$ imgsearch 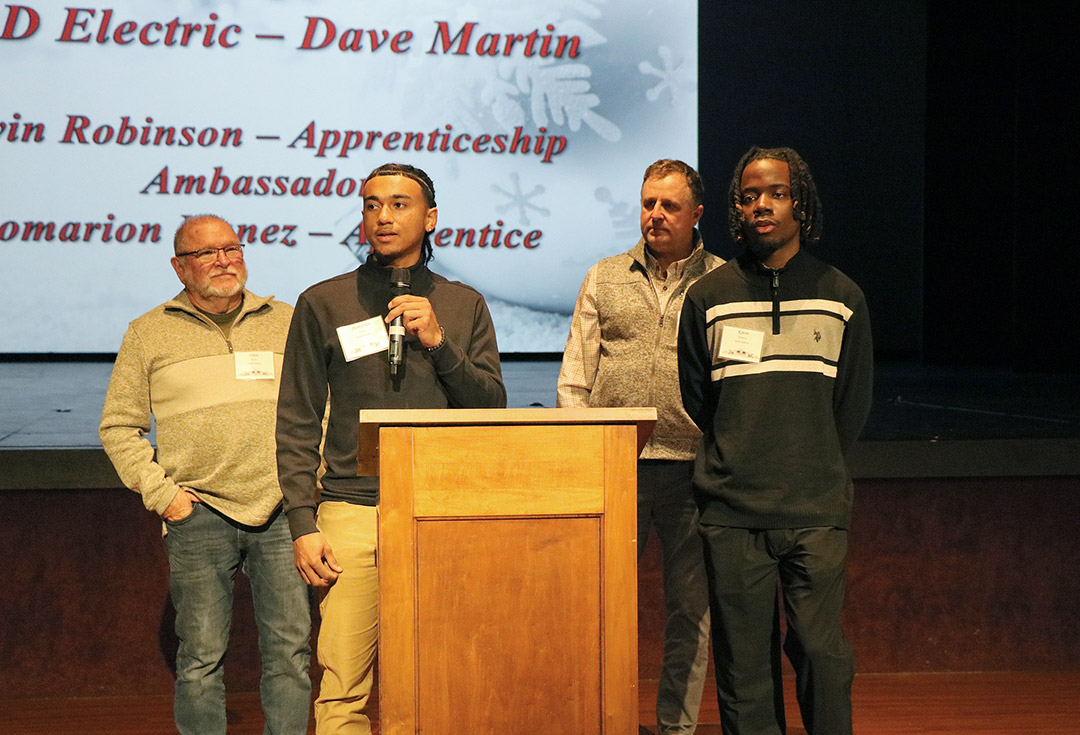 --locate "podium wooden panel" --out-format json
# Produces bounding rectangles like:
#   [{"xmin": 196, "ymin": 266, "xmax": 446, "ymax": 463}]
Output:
[{"xmin": 361, "ymin": 408, "xmax": 655, "ymax": 735}]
